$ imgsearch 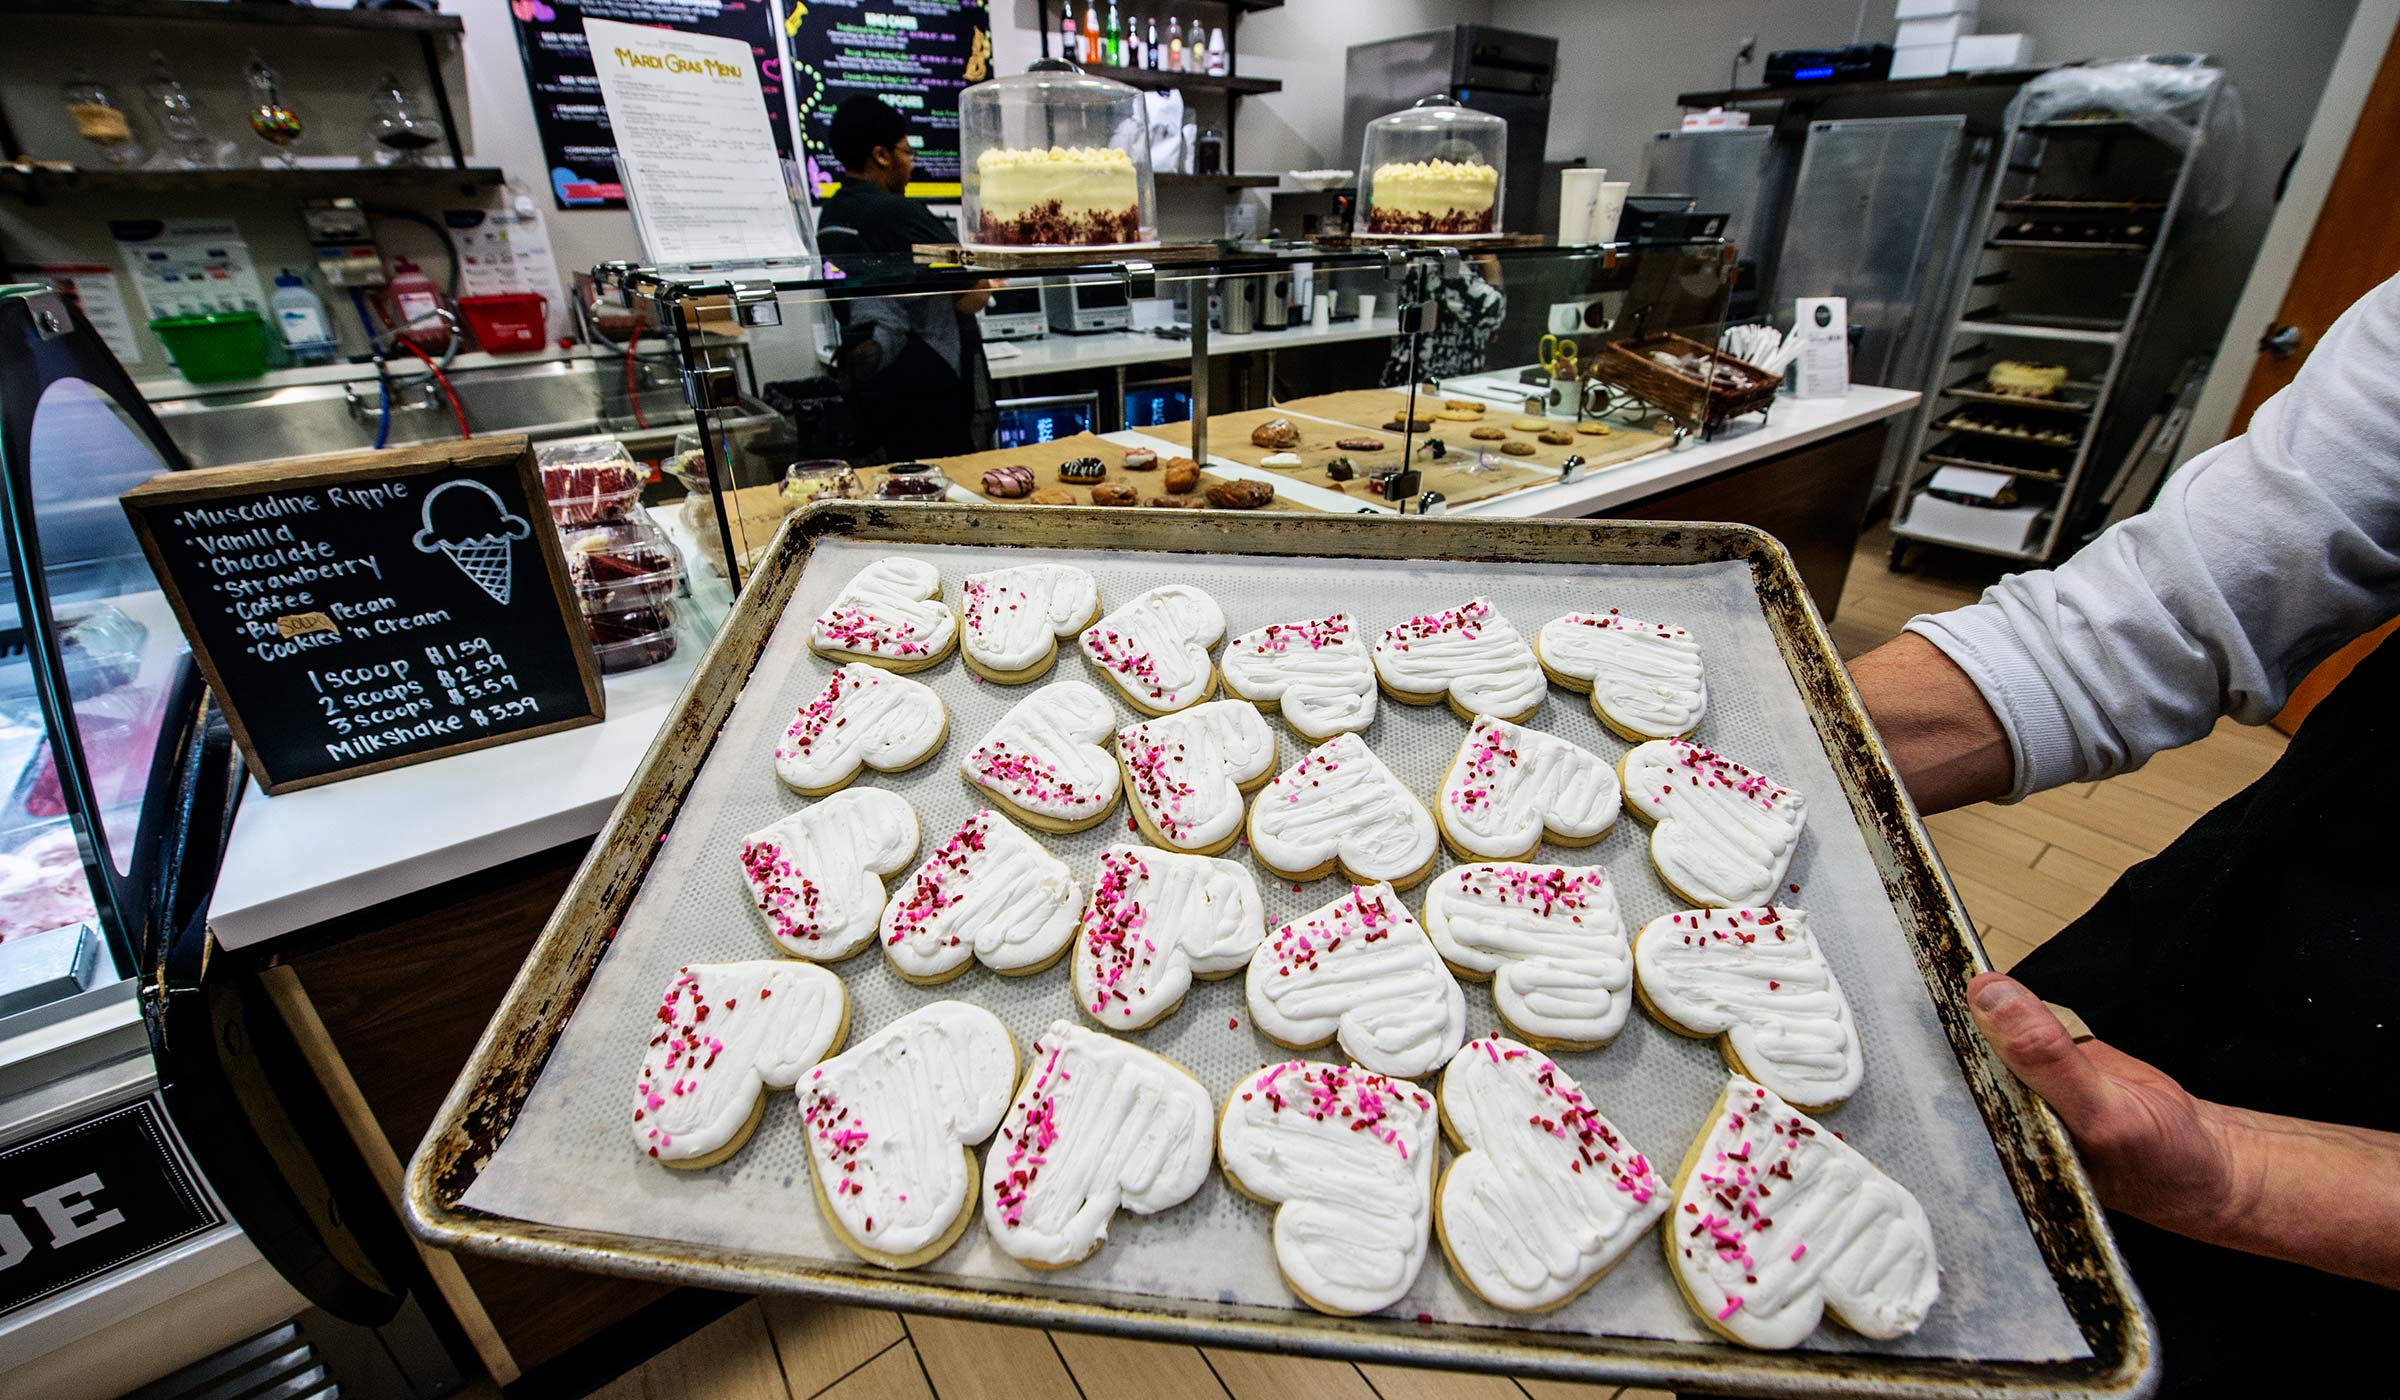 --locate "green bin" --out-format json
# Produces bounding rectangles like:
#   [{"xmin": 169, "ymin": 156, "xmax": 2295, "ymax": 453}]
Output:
[{"xmin": 149, "ymin": 310, "xmax": 268, "ymax": 383}]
